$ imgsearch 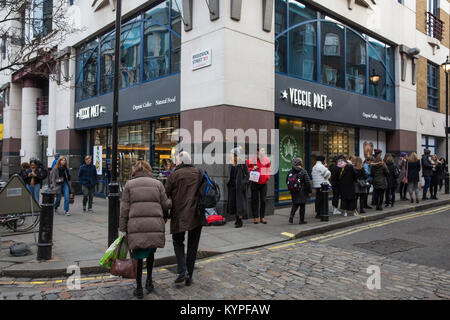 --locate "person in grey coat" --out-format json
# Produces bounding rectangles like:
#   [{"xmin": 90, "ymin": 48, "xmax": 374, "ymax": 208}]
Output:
[
  {"xmin": 287, "ymin": 158, "xmax": 312, "ymax": 224},
  {"xmin": 227, "ymin": 147, "xmax": 249, "ymax": 228}
]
